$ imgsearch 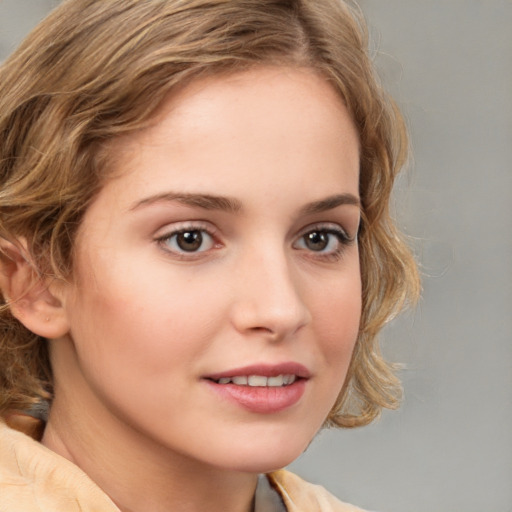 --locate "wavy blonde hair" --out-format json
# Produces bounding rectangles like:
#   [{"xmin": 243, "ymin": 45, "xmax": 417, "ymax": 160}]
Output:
[{"xmin": 0, "ymin": 0, "xmax": 419, "ymax": 427}]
